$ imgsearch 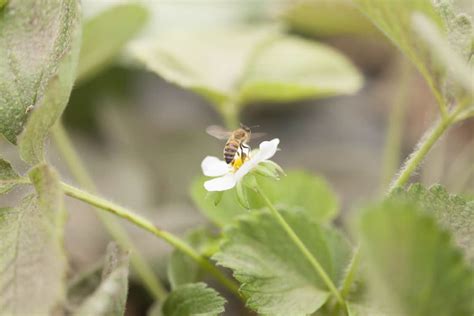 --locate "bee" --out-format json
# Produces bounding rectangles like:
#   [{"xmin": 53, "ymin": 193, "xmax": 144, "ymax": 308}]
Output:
[{"xmin": 206, "ymin": 124, "xmax": 264, "ymax": 166}]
